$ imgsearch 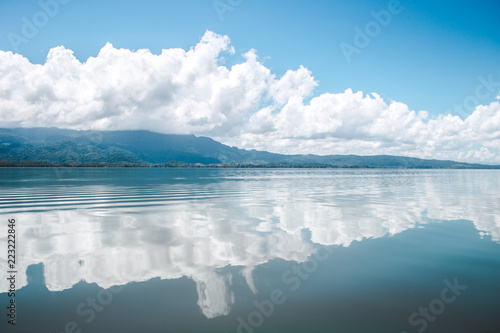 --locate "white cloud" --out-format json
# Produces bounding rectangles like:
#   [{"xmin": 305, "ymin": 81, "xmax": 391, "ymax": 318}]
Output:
[{"xmin": 0, "ymin": 30, "xmax": 500, "ymax": 163}]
